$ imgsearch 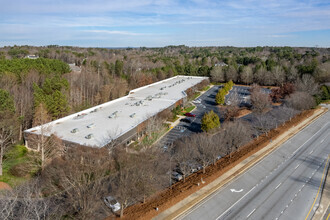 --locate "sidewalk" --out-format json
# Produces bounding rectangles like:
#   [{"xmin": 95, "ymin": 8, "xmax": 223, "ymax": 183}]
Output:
[{"xmin": 153, "ymin": 107, "xmax": 328, "ymax": 220}]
